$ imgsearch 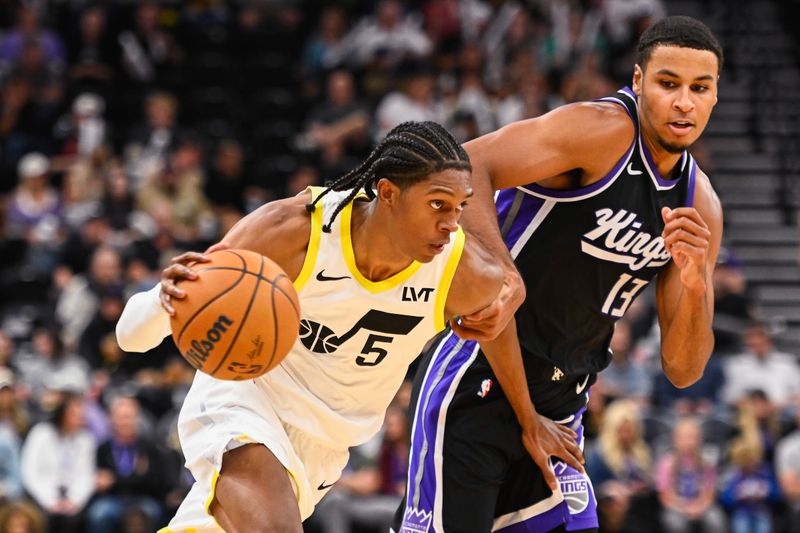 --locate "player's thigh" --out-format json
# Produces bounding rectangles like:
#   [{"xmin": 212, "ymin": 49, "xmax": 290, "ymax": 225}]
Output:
[{"xmin": 210, "ymin": 443, "xmax": 302, "ymax": 533}]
